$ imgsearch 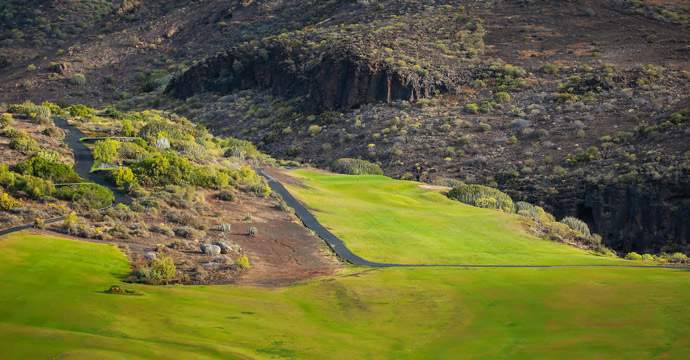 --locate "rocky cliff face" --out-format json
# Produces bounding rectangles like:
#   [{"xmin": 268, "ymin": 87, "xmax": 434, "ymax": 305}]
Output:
[
  {"xmin": 166, "ymin": 45, "xmax": 441, "ymax": 113},
  {"xmin": 536, "ymin": 181, "xmax": 690, "ymax": 252}
]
